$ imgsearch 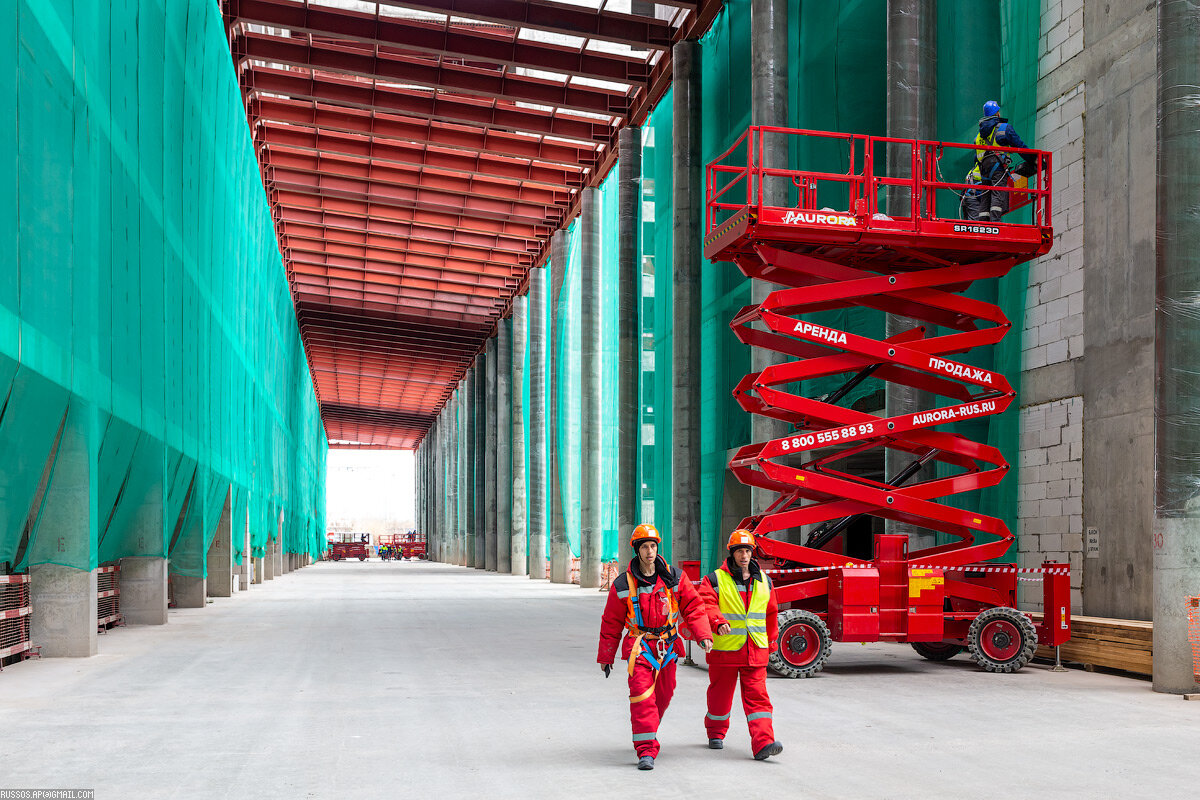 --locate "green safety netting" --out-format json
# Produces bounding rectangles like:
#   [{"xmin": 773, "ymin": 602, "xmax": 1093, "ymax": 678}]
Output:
[
  {"xmin": 0, "ymin": 0, "xmax": 327, "ymax": 576},
  {"xmin": 549, "ymin": 170, "xmax": 624, "ymax": 562}
]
